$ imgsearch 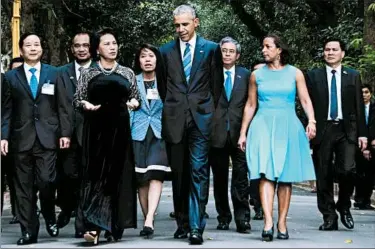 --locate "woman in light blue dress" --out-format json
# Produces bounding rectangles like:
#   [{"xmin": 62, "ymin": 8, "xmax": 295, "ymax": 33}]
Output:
[{"xmin": 238, "ymin": 34, "xmax": 316, "ymax": 242}]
